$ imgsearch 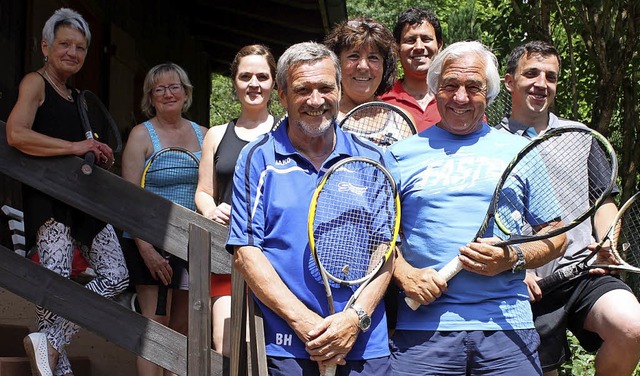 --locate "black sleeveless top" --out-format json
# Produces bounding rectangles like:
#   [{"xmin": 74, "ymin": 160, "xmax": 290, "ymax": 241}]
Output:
[
  {"xmin": 22, "ymin": 73, "xmax": 107, "ymax": 248},
  {"xmin": 213, "ymin": 117, "xmax": 277, "ymax": 204}
]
